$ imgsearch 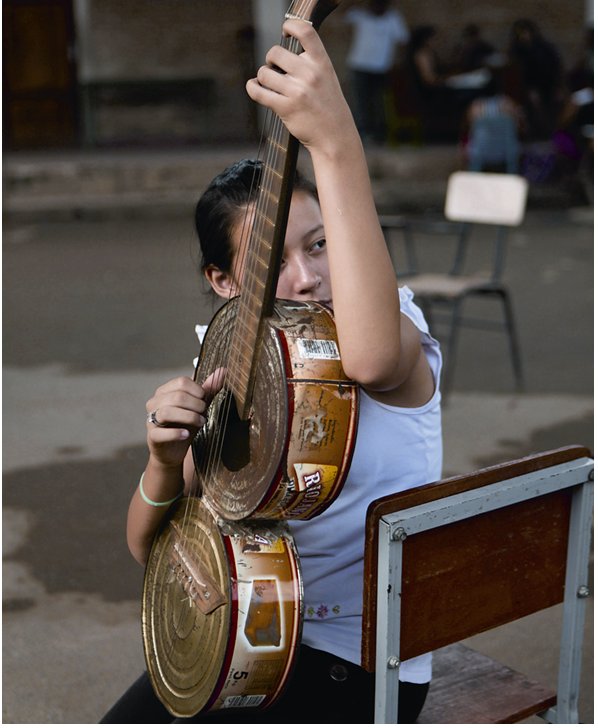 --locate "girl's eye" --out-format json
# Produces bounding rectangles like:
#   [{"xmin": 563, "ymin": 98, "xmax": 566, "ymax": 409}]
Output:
[{"xmin": 311, "ymin": 238, "xmax": 326, "ymax": 252}]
